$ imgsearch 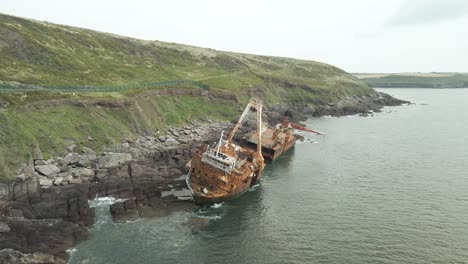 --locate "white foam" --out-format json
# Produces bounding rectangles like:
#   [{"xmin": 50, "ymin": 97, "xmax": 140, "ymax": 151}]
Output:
[
  {"xmin": 211, "ymin": 202, "xmax": 224, "ymax": 208},
  {"xmin": 89, "ymin": 196, "xmax": 126, "ymax": 208},
  {"xmin": 198, "ymin": 215, "xmax": 222, "ymax": 220}
]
